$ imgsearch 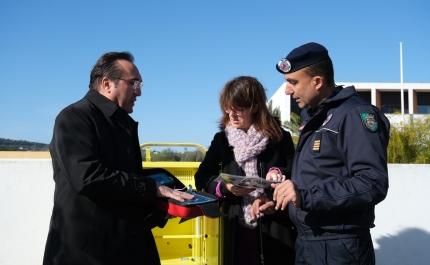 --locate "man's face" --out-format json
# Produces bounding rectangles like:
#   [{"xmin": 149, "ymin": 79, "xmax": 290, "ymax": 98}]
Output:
[
  {"xmin": 284, "ymin": 69, "xmax": 319, "ymax": 109},
  {"xmin": 109, "ymin": 60, "xmax": 142, "ymax": 113}
]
